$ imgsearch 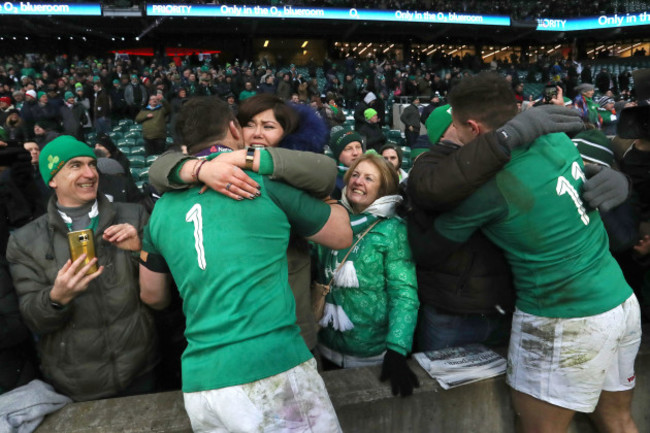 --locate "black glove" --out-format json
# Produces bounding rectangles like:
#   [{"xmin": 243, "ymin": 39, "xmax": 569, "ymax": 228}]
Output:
[
  {"xmin": 379, "ymin": 349, "xmax": 419, "ymax": 397},
  {"xmin": 496, "ymin": 105, "xmax": 585, "ymax": 149},
  {"xmin": 583, "ymin": 164, "xmax": 629, "ymax": 212}
]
